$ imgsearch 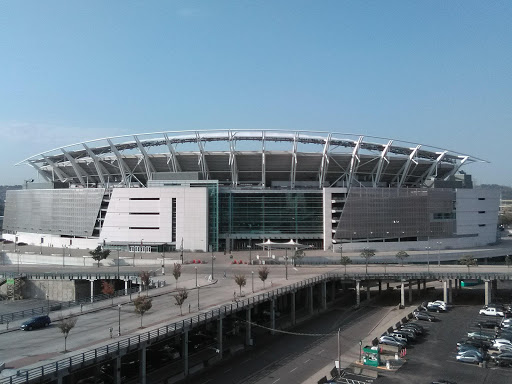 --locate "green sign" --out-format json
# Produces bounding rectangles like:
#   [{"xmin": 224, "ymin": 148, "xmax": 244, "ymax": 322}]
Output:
[{"xmin": 6, "ymin": 278, "xmax": 15, "ymax": 285}]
